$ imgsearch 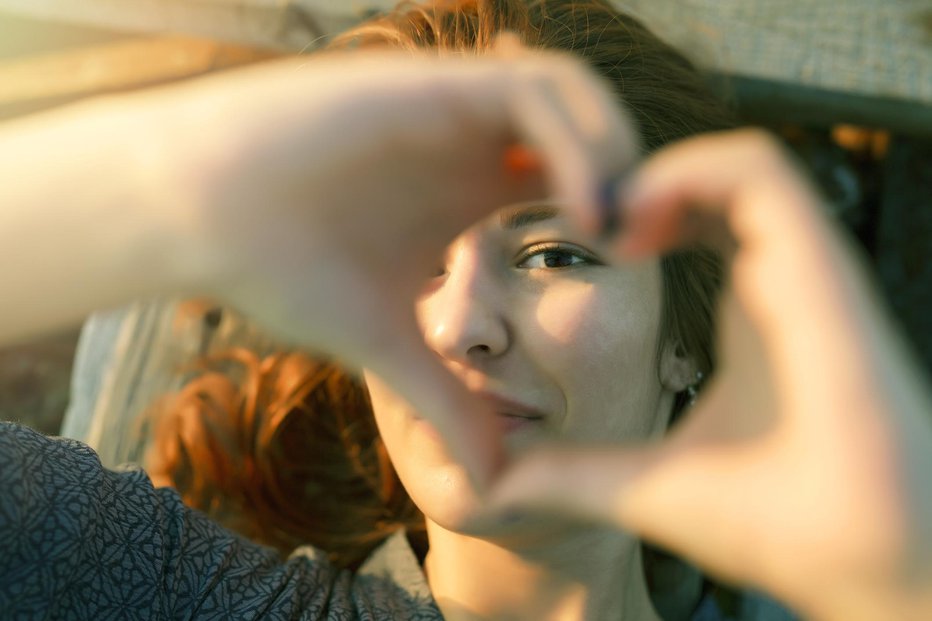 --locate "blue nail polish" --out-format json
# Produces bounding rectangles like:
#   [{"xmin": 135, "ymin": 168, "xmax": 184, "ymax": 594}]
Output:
[{"xmin": 598, "ymin": 177, "xmax": 623, "ymax": 239}]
